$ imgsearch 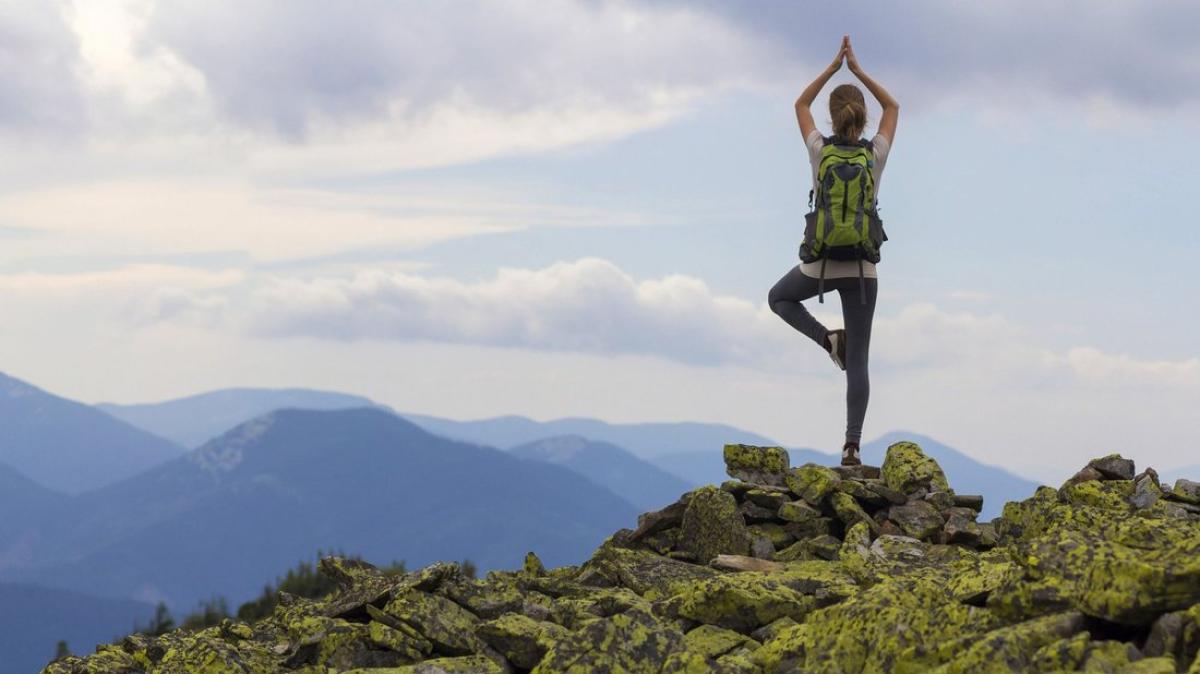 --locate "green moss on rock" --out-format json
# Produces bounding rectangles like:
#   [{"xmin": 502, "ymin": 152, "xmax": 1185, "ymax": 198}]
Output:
[
  {"xmin": 882, "ymin": 441, "xmax": 951, "ymax": 495},
  {"xmin": 679, "ymin": 486, "xmax": 752, "ymax": 564},
  {"xmin": 785, "ymin": 464, "xmax": 842, "ymax": 507}
]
